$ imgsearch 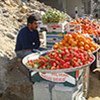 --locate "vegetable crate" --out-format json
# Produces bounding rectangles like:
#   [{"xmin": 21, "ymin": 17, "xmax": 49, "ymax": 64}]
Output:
[
  {"xmin": 47, "ymin": 21, "xmax": 68, "ymax": 32},
  {"xmin": 65, "ymin": 23, "xmax": 82, "ymax": 33},
  {"xmin": 46, "ymin": 32, "xmax": 65, "ymax": 49}
]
